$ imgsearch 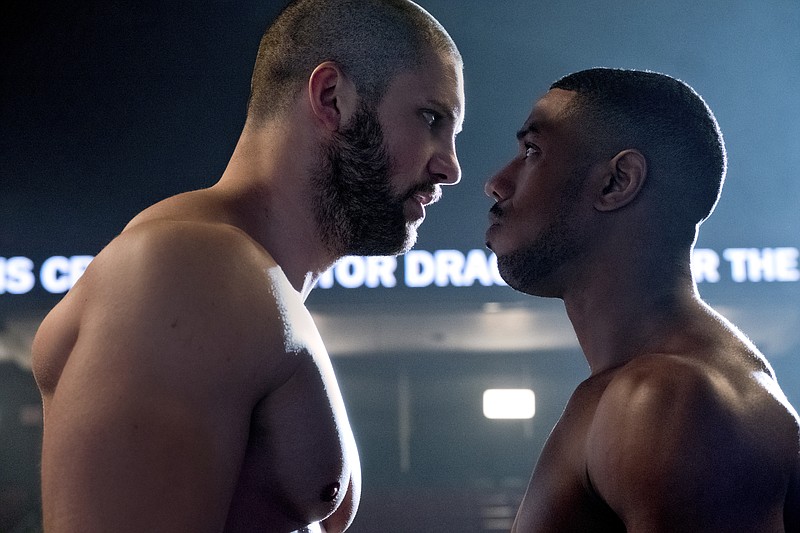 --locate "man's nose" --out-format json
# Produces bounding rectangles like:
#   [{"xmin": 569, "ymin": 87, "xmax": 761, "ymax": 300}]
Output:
[
  {"xmin": 428, "ymin": 141, "xmax": 461, "ymax": 185},
  {"xmin": 485, "ymin": 161, "xmax": 513, "ymax": 200}
]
